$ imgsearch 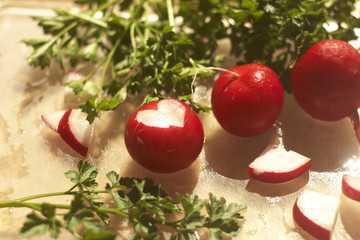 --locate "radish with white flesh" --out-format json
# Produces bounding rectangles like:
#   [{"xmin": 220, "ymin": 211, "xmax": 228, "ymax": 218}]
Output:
[
  {"xmin": 291, "ymin": 39, "xmax": 360, "ymax": 142},
  {"xmin": 41, "ymin": 110, "xmax": 66, "ymax": 132},
  {"xmin": 124, "ymin": 98, "xmax": 204, "ymax": 174},
  {"xmin": 342, "ymin": 174, "xmax": 360, "ymax": 202},
  {"xmin": 57, "ymin": 109, "xmax": 94, "ymax": 157},
  {"xmin": 293, "ymin": 189, "xmax": 339, "ymax": 240},
  {"xmin": 248, "ymin": 145, "xmax": 311, "ymax": 183},
  {"xmin": 211, "ymin": 63, "xmax": 284, "ymax": 137},
  {"xmin": 42, "ymin": 109, "xmax": 94, "ymax": 157}
]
